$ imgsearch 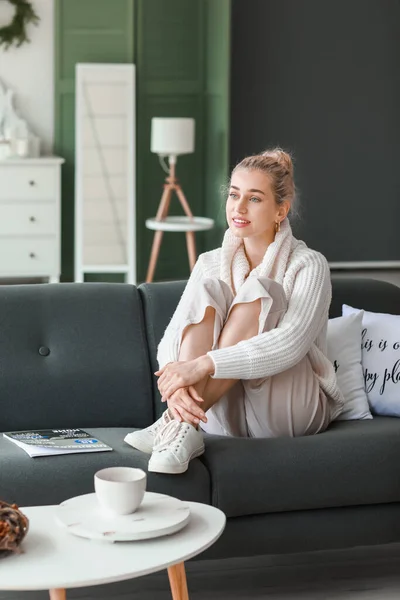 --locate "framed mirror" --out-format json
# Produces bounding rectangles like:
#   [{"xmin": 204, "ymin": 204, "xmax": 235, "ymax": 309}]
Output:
[{"xmin": 74, "ymin": 63, "xmax": 136, "ymax": 283}]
